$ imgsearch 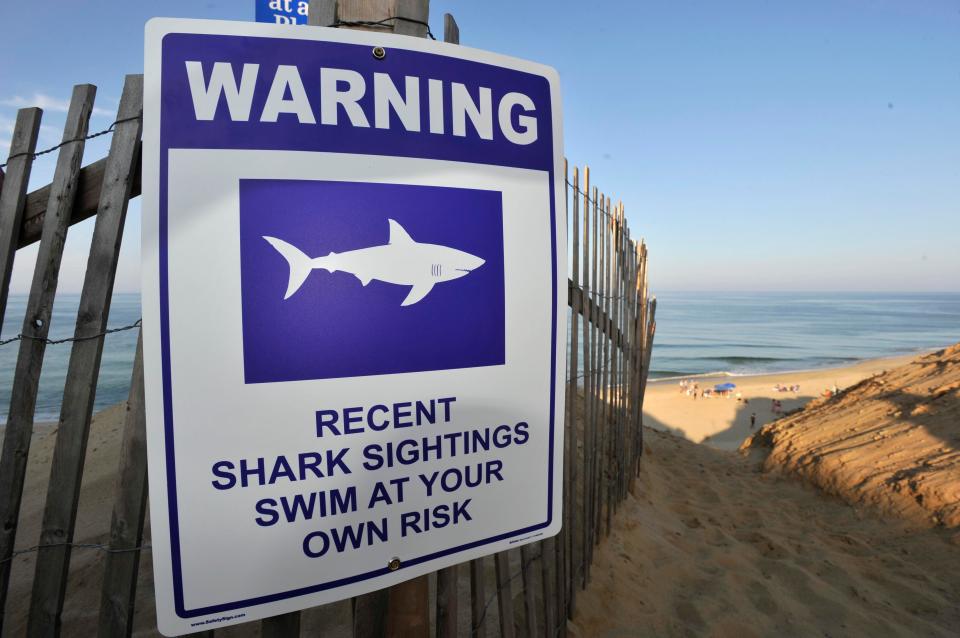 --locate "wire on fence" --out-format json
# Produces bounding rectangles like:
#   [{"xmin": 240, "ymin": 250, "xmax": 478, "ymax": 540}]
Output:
[
  {"xmin": 471, "ymin": 549, "xmax": 542, "ymax": 636},
  {"xmin": 328, "ymin": 16, "xmax": 436, "ymax": 39},
  {"xmin": 0, "ymin": 114, "xmax": 142, "ymax": 170},
  {"xmin": 1, "ymin": 541, "xmax": 150, "ymax": 565},
  {"xmin": 0, "ymin": 318, "xmax": 141, "ymax": 347},
  {"xmin": 565, "ymin": 179, "xmax": 622, "ymax": 222}
]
